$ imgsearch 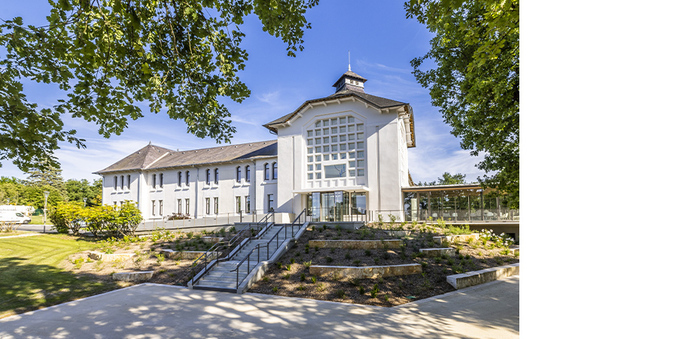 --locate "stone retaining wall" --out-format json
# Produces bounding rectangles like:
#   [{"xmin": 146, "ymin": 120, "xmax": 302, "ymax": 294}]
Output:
[
  {"xmin": 446, "ymin": 263, "xmax": 519, "ymax": 289},
  {"xmin": 87, "ymin": 251, "xmax": 135, "ymax": 262},
  {"xmin": 419, "ymin": 248, "xmax": 457, "ymax": 257},
  {"xmin": 309, "ymin": 264, "xmax": 421, "ymax": 279},
  {"xmin": 160, "ymin": 249, "xmax": 208, "ymax": 260},
  {"xmin": 112, "ymin": 271, "xmax": 154, "ymax": 282},
  {"xmin": 308, "ymin": 239, "xmax": 401, "ymax": 249},
  {"xmin": 433, "ymin": 234, "xmax": 480, "ymax": 245}
]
